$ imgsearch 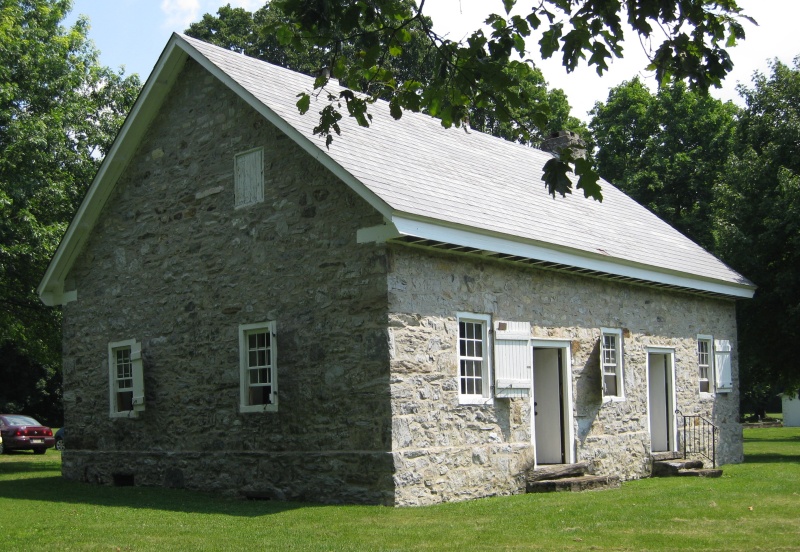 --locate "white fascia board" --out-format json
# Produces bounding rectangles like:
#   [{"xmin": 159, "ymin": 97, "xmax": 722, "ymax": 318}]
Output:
[
  {"xmin": 176, "ymin": 35, "xmax": 394, "ymax": 221},
  {"xmin": 391, "ymin": 215, "xmax": 755, "ymax": 299},
  {"xmin": 37, "ymin": 37, "xmax": 190, "ymax": 306}
]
